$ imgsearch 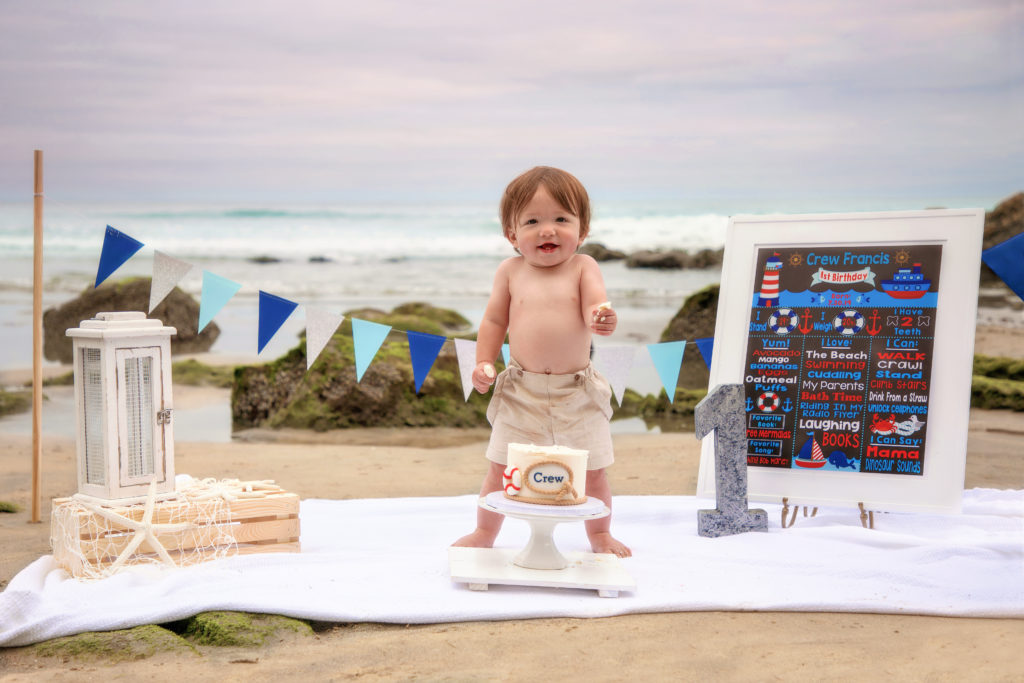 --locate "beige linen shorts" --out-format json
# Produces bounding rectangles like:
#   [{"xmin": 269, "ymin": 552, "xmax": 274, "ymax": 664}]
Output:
[{"xmin": 485, "ymin": 359, "xmax": 614, "ymax": 470}]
